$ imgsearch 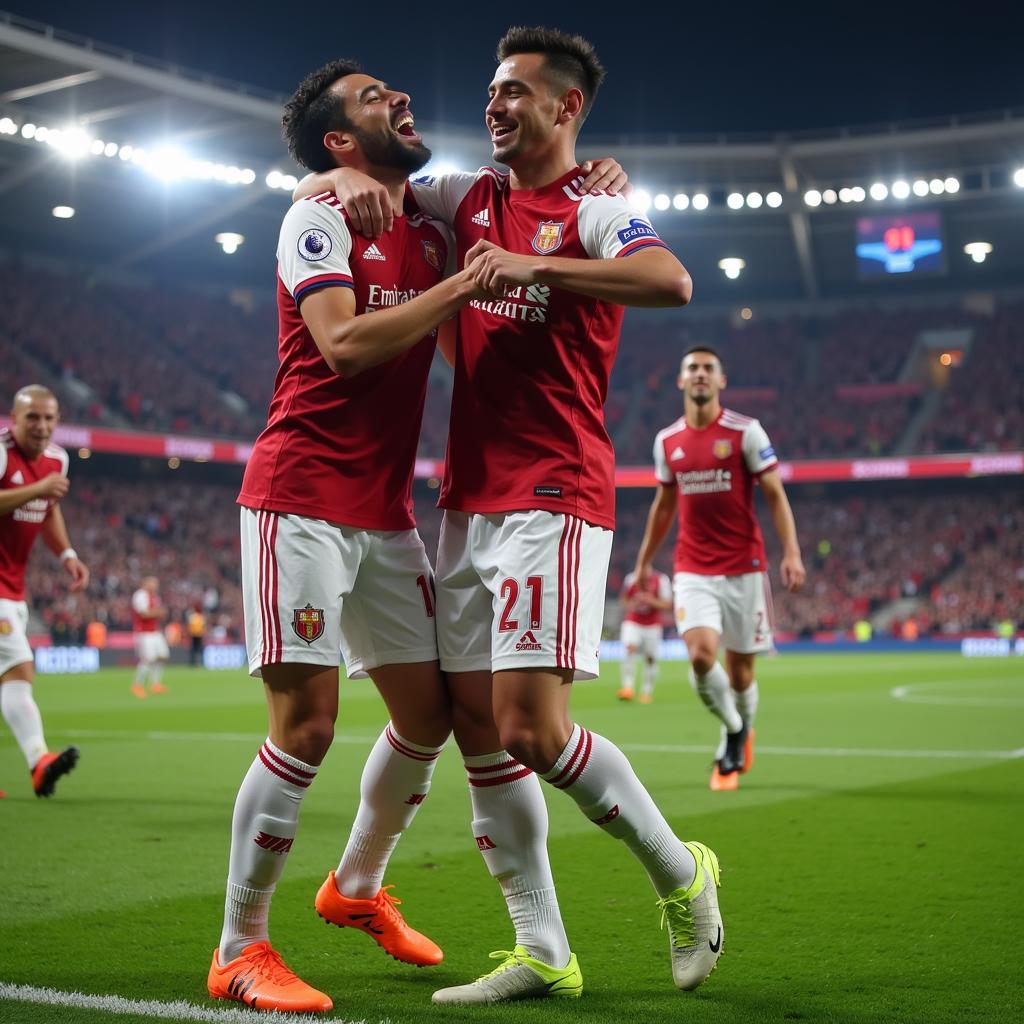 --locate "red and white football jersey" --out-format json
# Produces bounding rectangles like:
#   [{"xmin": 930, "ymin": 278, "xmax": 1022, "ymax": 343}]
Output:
[
  {"xmin": 238, "ymin": 193, "xmax": 450, "ymax": 530},
  {"xmin": 0, "ymin": 428, "xmax": 68, "ymax": 600},
  {"xmin": 409, "ymin": 167, "xmax": 670, "ymax": 530},
  {"xmin": 622, "ymin": 569, "xmax": 672, "ymax": 626},
  {"xmin": 132, "ymin": 589, "xmax": 160, "ymax": 633},
  {"xmin": 654, "ymin": 408, "xmax": 779, "ymax": 576}
]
